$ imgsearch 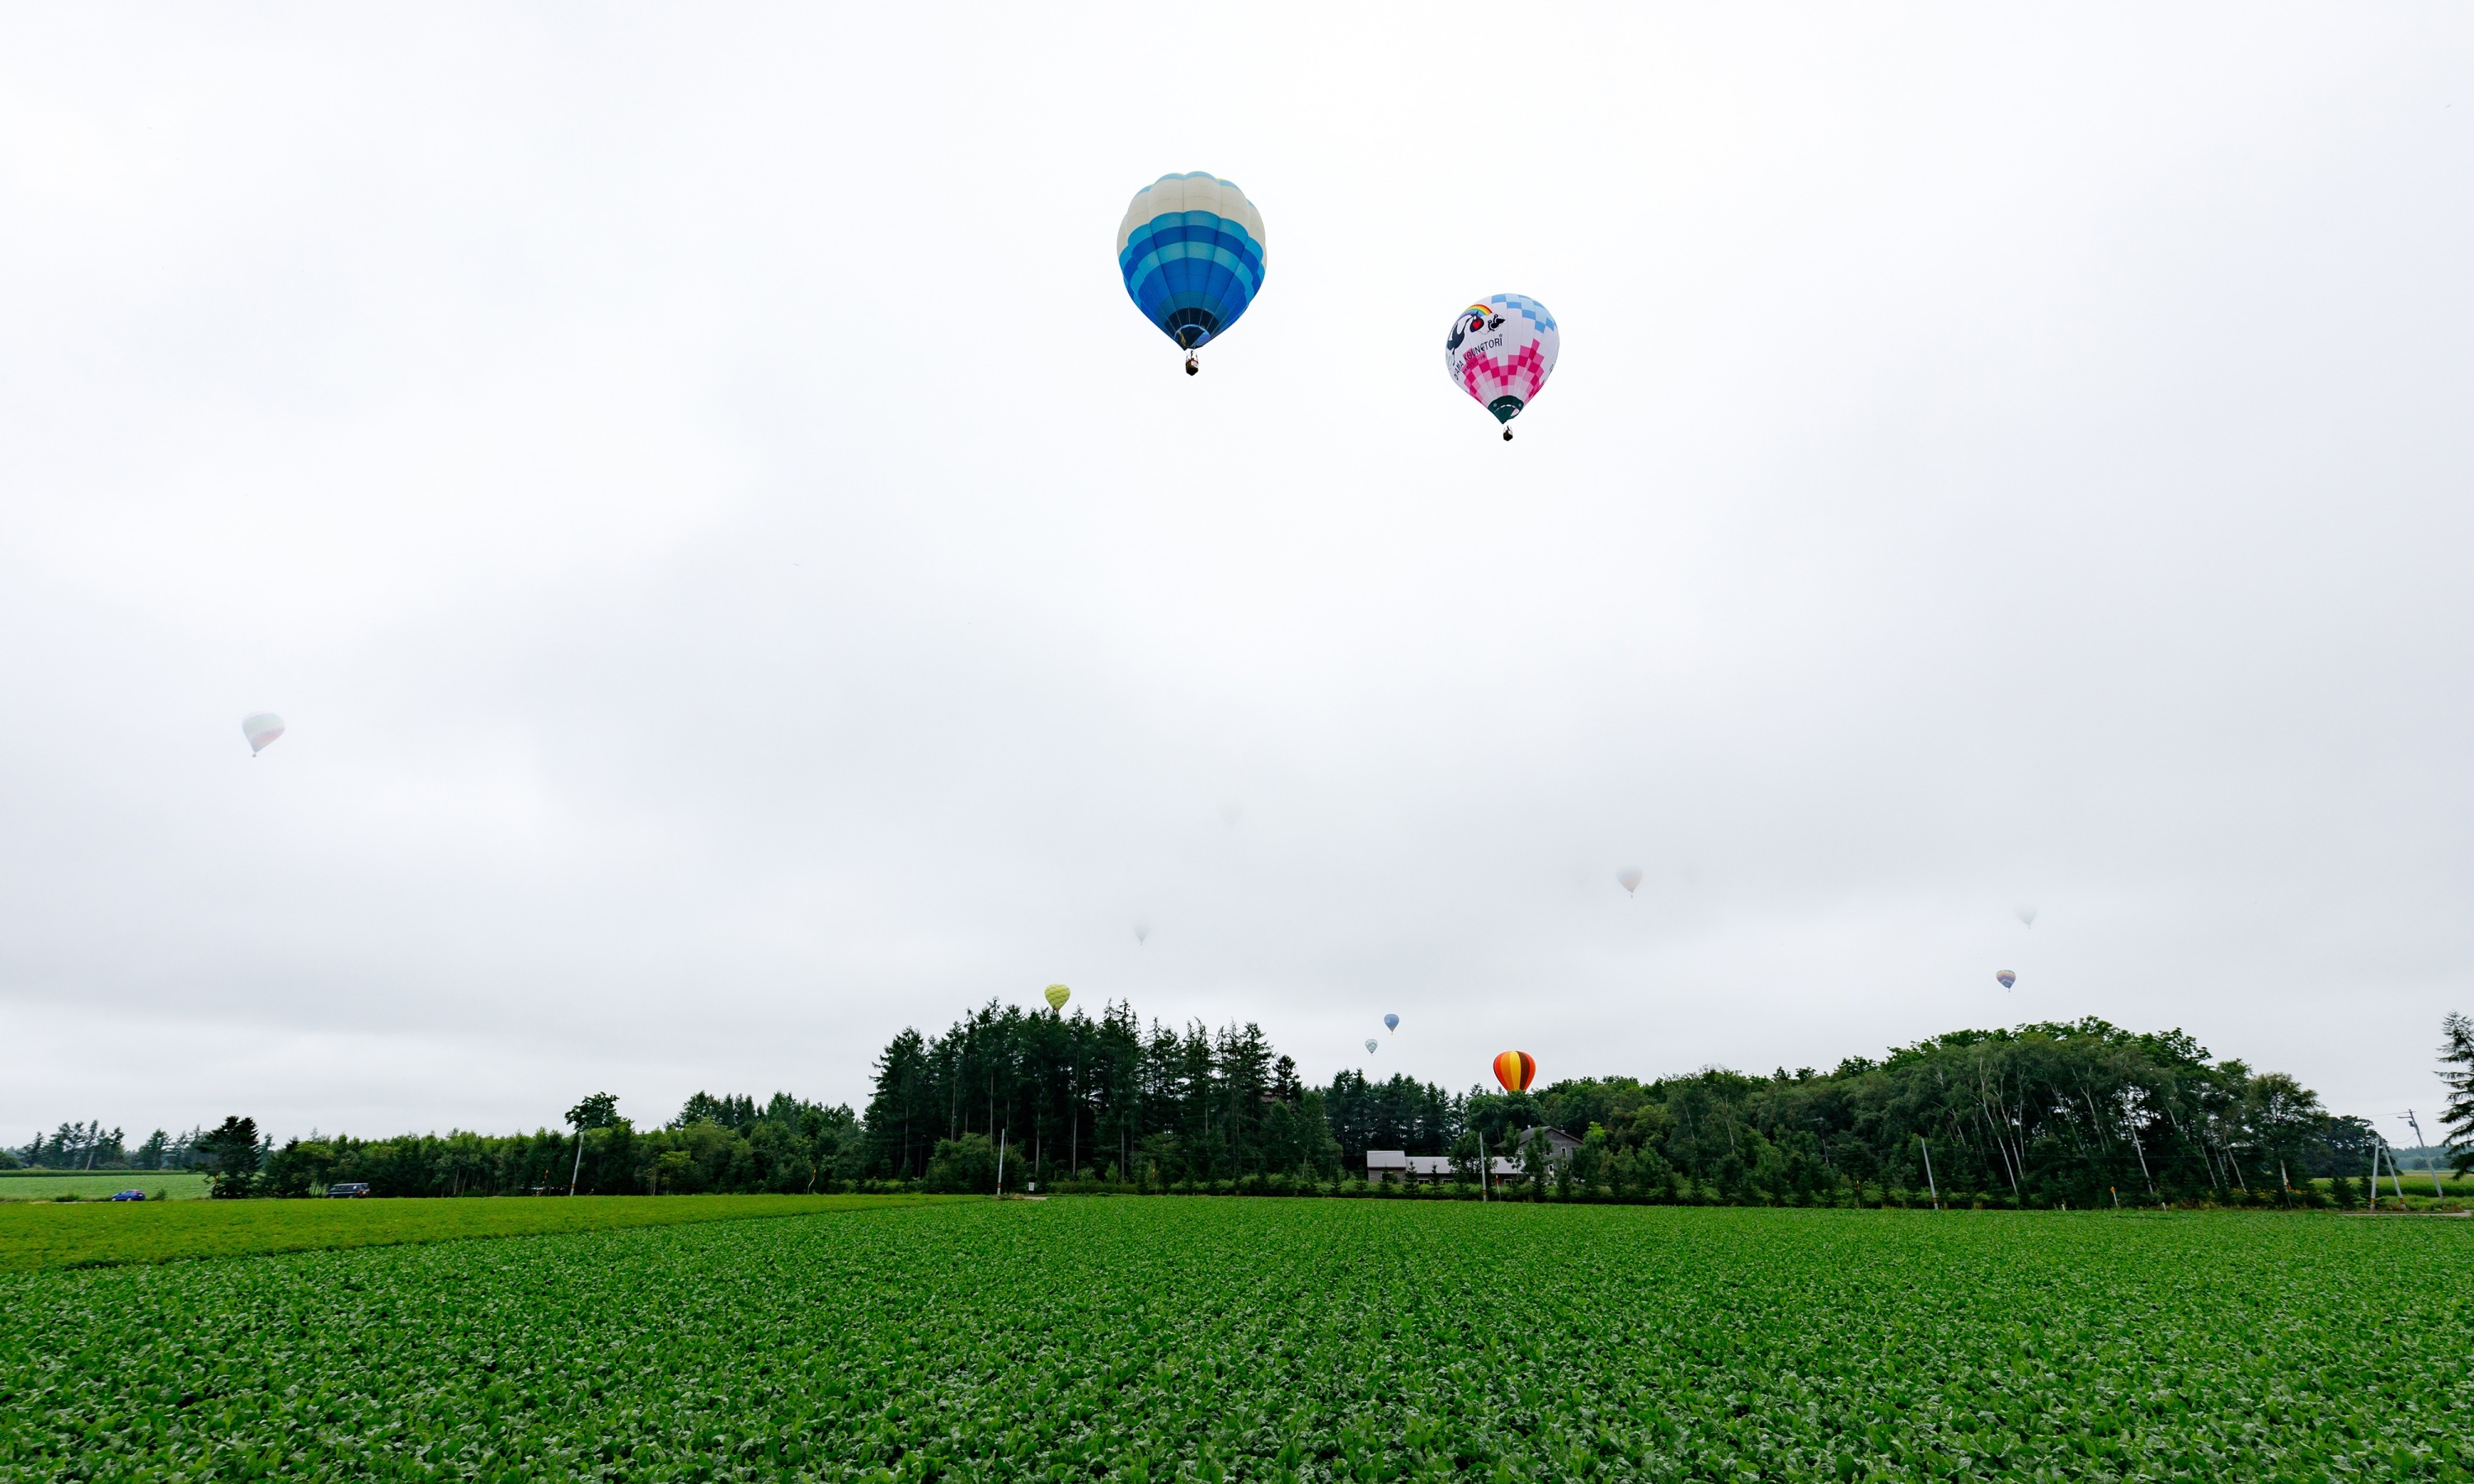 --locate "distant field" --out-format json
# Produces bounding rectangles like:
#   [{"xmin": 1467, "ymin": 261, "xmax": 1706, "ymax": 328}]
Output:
[
  {"xmin": 0, "ymin": 1191, "xmax": 960, "ymax": 1271},
  {"xmin": 4, "ymin": 1200, "xmax": 2468, "ymax": 1481},
  {"xmin": 2373, "ymin": 1175, "xmax": 2474, "ymax": 1198},
  {"xmin": 2309, "ymin": 1173, "xmax": 2474, "ymax": 1205},
  {"xmin": 0, "ymin": 1171, "xmax": 210, "ymax": 1202}
]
